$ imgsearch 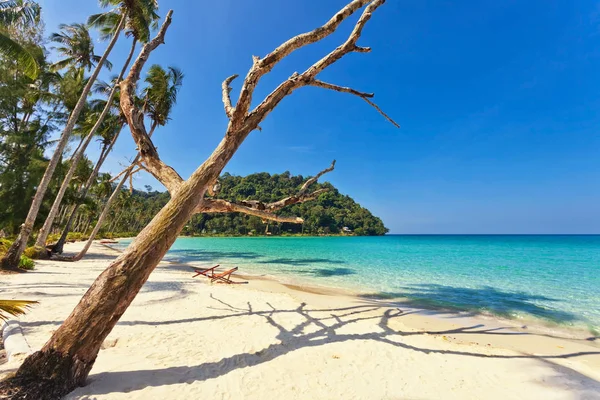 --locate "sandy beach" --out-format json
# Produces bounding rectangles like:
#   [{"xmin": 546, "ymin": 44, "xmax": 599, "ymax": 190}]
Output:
[{"xmin": 1, "ymin": 241, "xmax": 599, "ymax": 399}]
